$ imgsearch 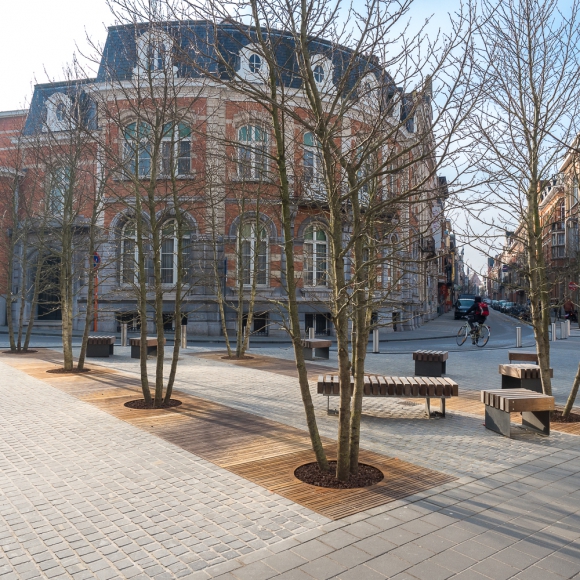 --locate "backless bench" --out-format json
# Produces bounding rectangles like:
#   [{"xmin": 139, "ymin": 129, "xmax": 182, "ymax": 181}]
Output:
[
  {"xmin": 413, "ymin": 350, "xmax": 448, "ymax": 377},
  {"xmin": 318, "ymin": 374, "xmax": 458, "ymax": 417},
  {"xmin": 87, "ymin": 336, "xmax": 115, "ymax": 358}
]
